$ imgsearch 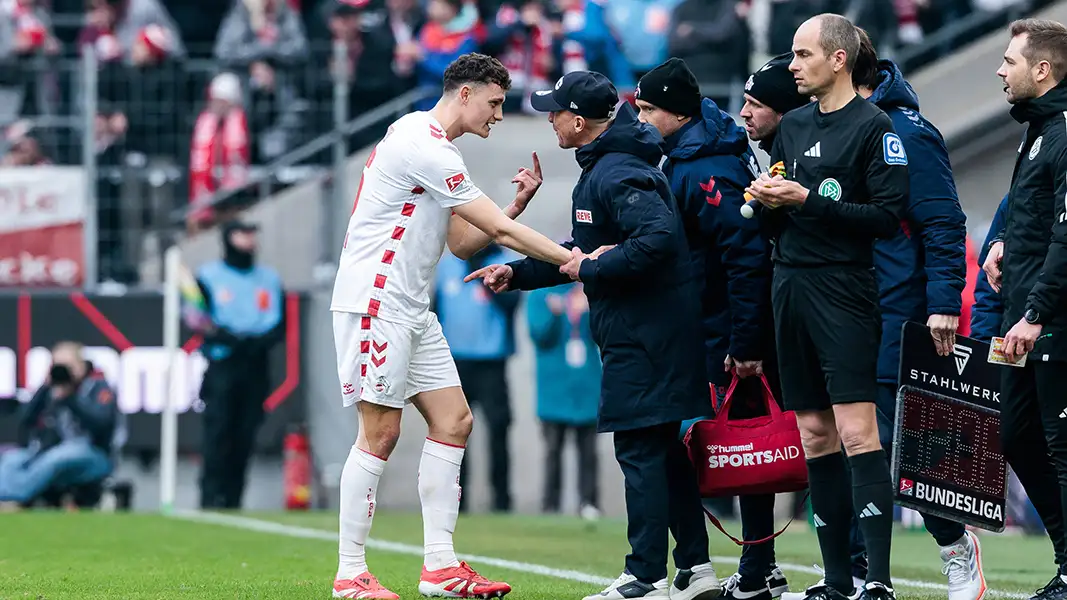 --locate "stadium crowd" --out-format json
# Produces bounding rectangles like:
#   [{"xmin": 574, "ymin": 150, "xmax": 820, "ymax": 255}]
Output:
[{"xmin": 0, "ymin": 0, "xmax": 1037, "ymax": 278}]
